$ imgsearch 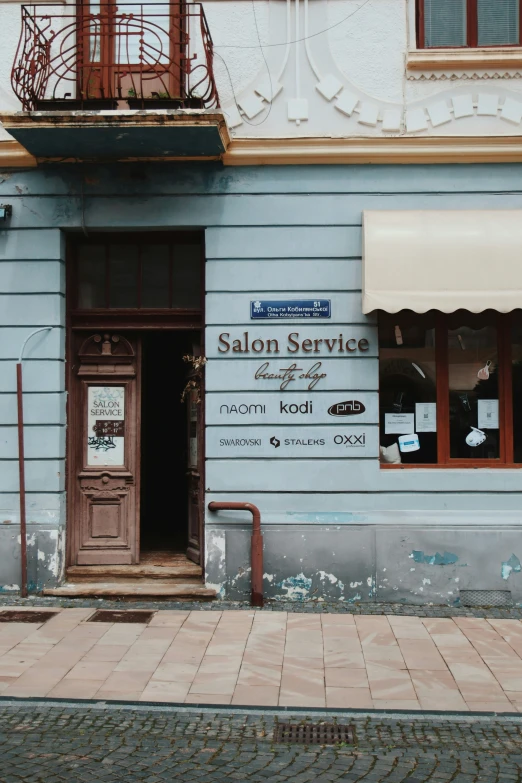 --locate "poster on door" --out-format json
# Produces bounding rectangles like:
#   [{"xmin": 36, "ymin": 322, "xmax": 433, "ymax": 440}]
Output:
[{"xmin": 87, "ymin": 386, "xmax": 125, "ymax": 466}]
